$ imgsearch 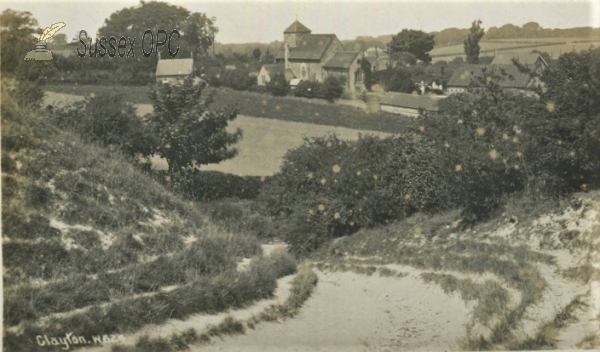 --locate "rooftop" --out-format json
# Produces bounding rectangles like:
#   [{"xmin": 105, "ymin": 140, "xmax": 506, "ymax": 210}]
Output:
[
  {"xmin": 447, "ymin": 64, "xmax": 534, "ymax": 89},
  {"xmin": 276, "ymin": 34, "xmax": 339, "ymax": 61},
  {"xmin": 323, "ymin": 51, "xmax": 361, "ymax": 69},
  {"xmin": 156, "ymin": 58, "xmax": 193, "ymax": 77}
]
